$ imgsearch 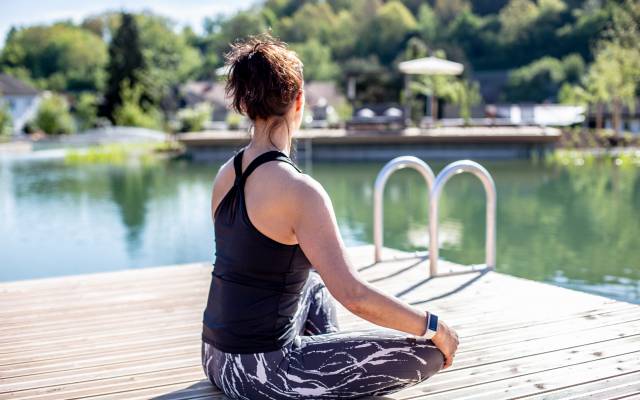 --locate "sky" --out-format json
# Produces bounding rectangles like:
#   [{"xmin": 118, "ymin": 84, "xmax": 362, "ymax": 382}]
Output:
[{"xmin": 0, "ymin": 0, "xmax": 257, "ymax": 45}]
